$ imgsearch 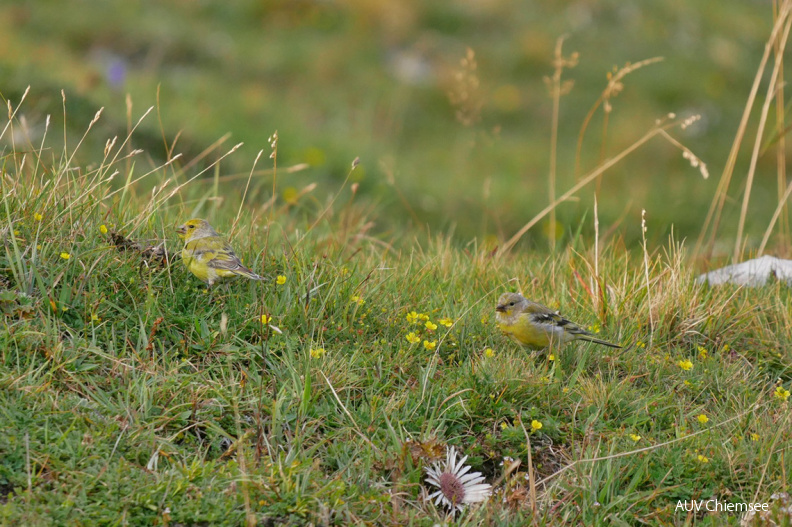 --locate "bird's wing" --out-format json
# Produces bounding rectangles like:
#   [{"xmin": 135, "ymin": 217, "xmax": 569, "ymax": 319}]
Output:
[
  {"xmin": 204, "ymin": 240, "xmax": 263, "ymax": 279},
  {"xmin": 524, "ymin": 301, "xmax": 589, "ymax": 336},
  {"xmin": 206, "ymin": 243, "xmax": 246, "ymax": 271},
  {"xmin": 522, "ymin": 300, "xmax": 620, "ymax": 348},
  {"xmin": 185, "ymin": 239, "xmax": 240, "ymax": 268}
]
